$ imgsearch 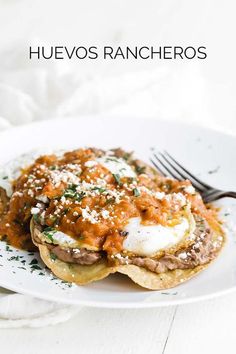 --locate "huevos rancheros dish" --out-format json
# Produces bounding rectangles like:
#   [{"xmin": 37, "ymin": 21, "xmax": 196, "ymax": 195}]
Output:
[{"xmin": 0, "ymin": 148, "xmax": 224, "ymax": 289}]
